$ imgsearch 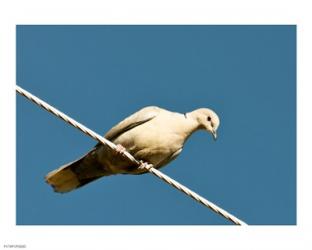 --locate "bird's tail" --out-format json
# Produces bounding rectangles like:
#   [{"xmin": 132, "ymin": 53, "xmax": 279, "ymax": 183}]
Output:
[{"xmin": 45, "ymin": 149, "xmax": 111, "ymax": 193}]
